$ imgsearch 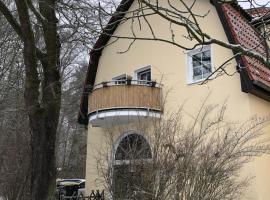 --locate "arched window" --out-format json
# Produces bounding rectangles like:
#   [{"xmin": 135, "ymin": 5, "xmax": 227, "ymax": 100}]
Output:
[{"xmin": 113, "ymin": 133, "xmax": 152, "ymax": 199}]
